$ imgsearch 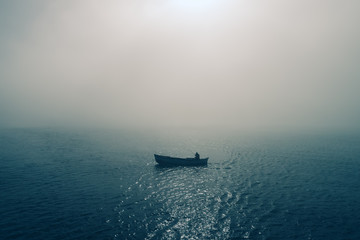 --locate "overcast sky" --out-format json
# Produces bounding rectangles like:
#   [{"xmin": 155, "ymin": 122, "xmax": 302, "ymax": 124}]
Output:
[{"xmin": 1, "ymin": 0, "xmax": 359, "ymax": 131}]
